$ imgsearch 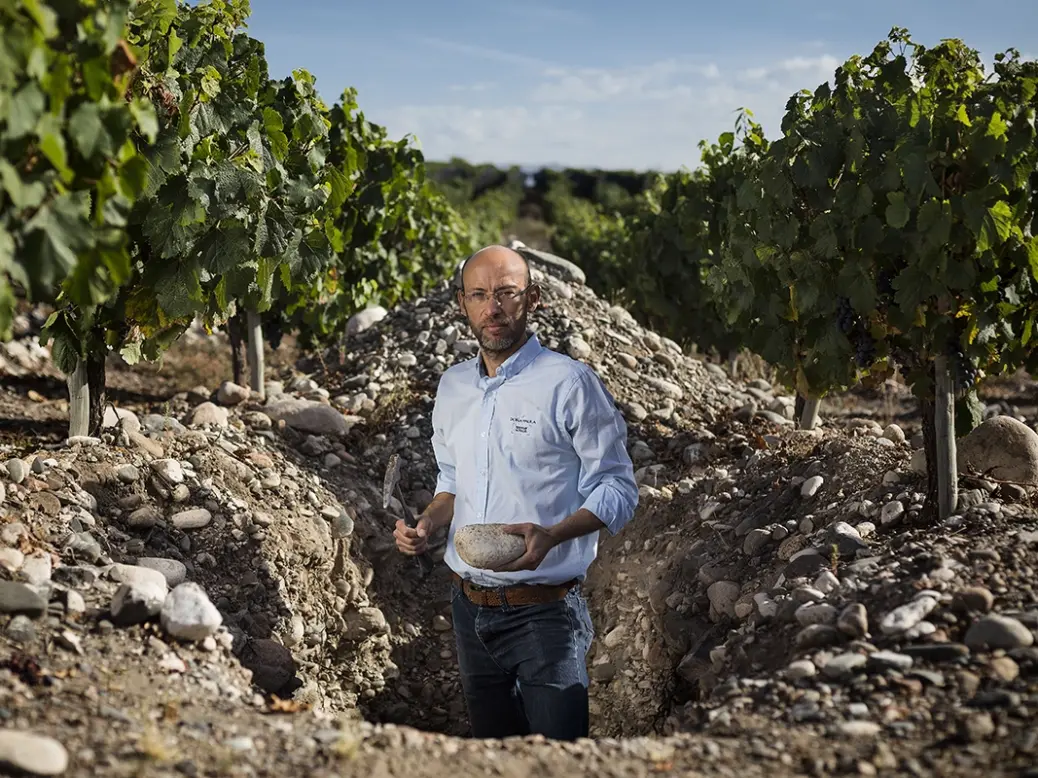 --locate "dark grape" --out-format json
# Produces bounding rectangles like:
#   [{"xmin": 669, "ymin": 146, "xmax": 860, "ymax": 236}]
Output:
[
  {"xmin": 947, "ymin": 337, "xmax": 979, "ymax": 389},
  {"xmin": 836, "ymin": 297, "xmax": 855, "ymax": 334},
  {"xmin": 262, "ymin": 316, "xmax": 285, "ymax": 351},
  {"xmin": 853, "ymin": 331, "xmax": 876, "ymax": 367}
]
